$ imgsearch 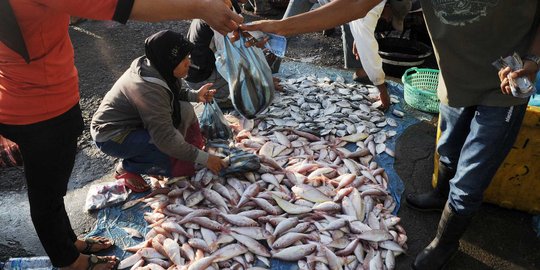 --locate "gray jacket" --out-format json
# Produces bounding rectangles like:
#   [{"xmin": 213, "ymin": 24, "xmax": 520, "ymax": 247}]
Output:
[{"xmin": 91, "ymin": 56, "xmax": 209, "ymax": 165}]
